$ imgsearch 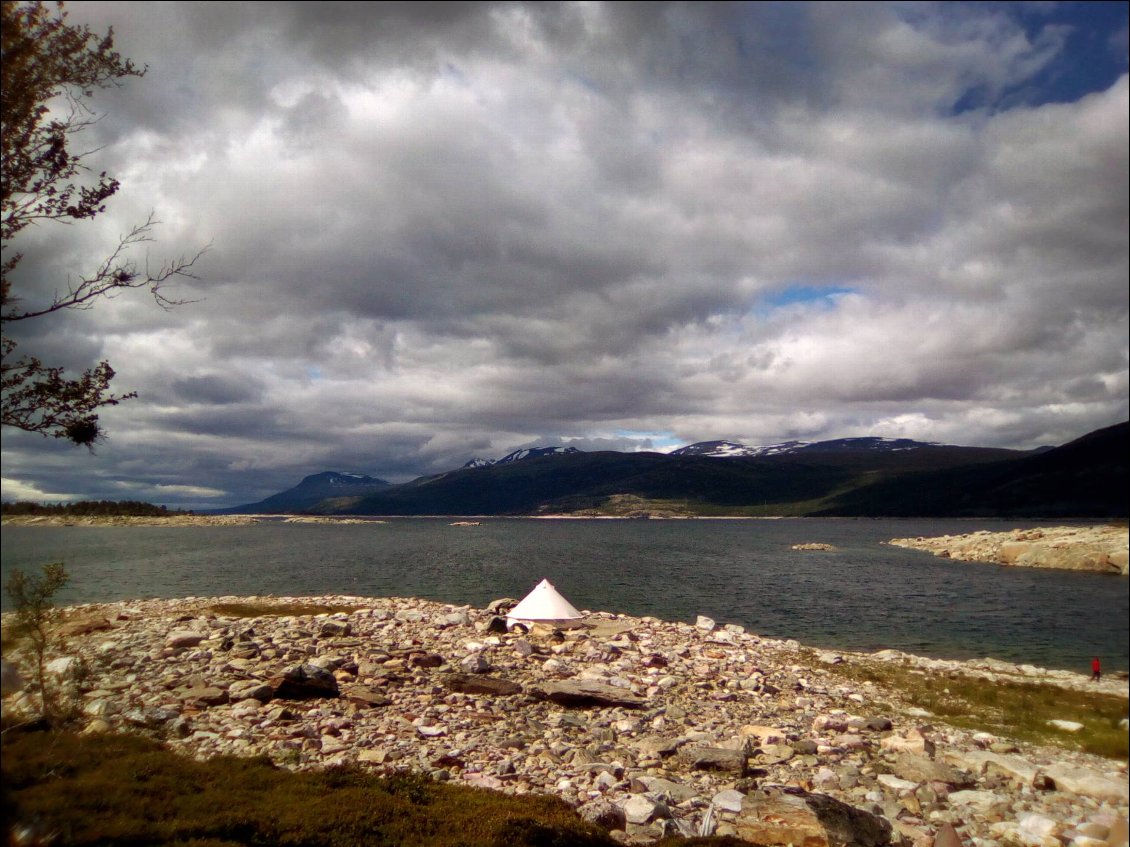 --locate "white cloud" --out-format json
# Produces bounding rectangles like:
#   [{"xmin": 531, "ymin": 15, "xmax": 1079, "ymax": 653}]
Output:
[
  {"xmin": 2, "ymin": 2, "xmax": 1125, "ymax": 506},
  {"xmin": 1, "ymin": 478, "xmax": 80, "ymax": 503}
]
